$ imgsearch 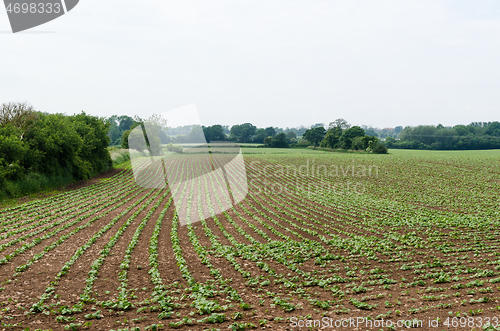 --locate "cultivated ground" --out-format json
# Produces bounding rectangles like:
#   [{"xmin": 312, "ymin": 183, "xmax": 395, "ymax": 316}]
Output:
[{"xmin": 0, "ymin": 149, "xmax": 499, "ymax": 331}]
